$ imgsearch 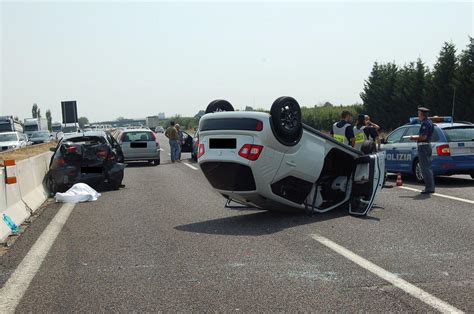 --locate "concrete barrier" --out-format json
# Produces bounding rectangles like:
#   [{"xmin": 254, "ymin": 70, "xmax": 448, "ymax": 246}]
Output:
[
  {"xmin": 0, "ymin": 152, "xmax": 53, "ymax": 243},
  {"xmin": 17, "ymin": 154, "xmax": 49, "ymax": 213},
  {"xmin": 0, "ymin": 163, "xmax": 30, "ymax": 243}
]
